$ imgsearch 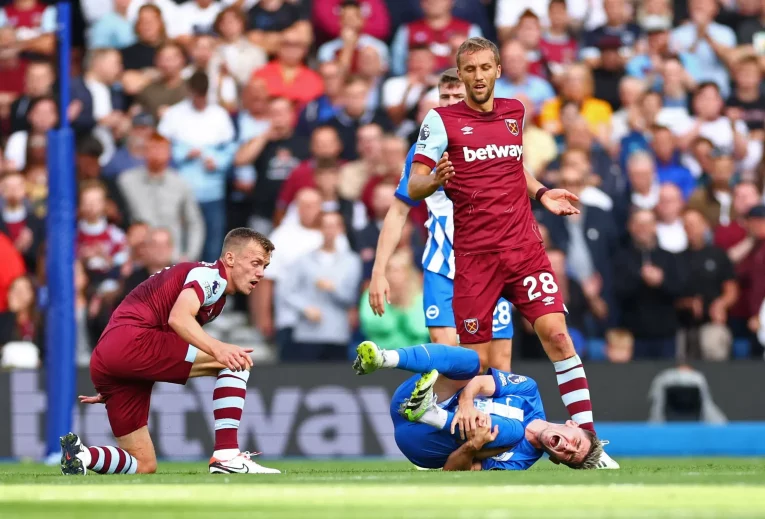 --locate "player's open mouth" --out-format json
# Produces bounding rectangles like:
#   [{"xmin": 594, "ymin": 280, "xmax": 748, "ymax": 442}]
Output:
[
  {"xmin": 549, "ymin": 435, "xmax": 561, "ymax": 449},
  {"xmin": 249, "ymin": 281, "xmax": 258, "ymax": 287},
  {"xmin": 474, "ymin": 84, "xmax": 486, "ymax": 90}
]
